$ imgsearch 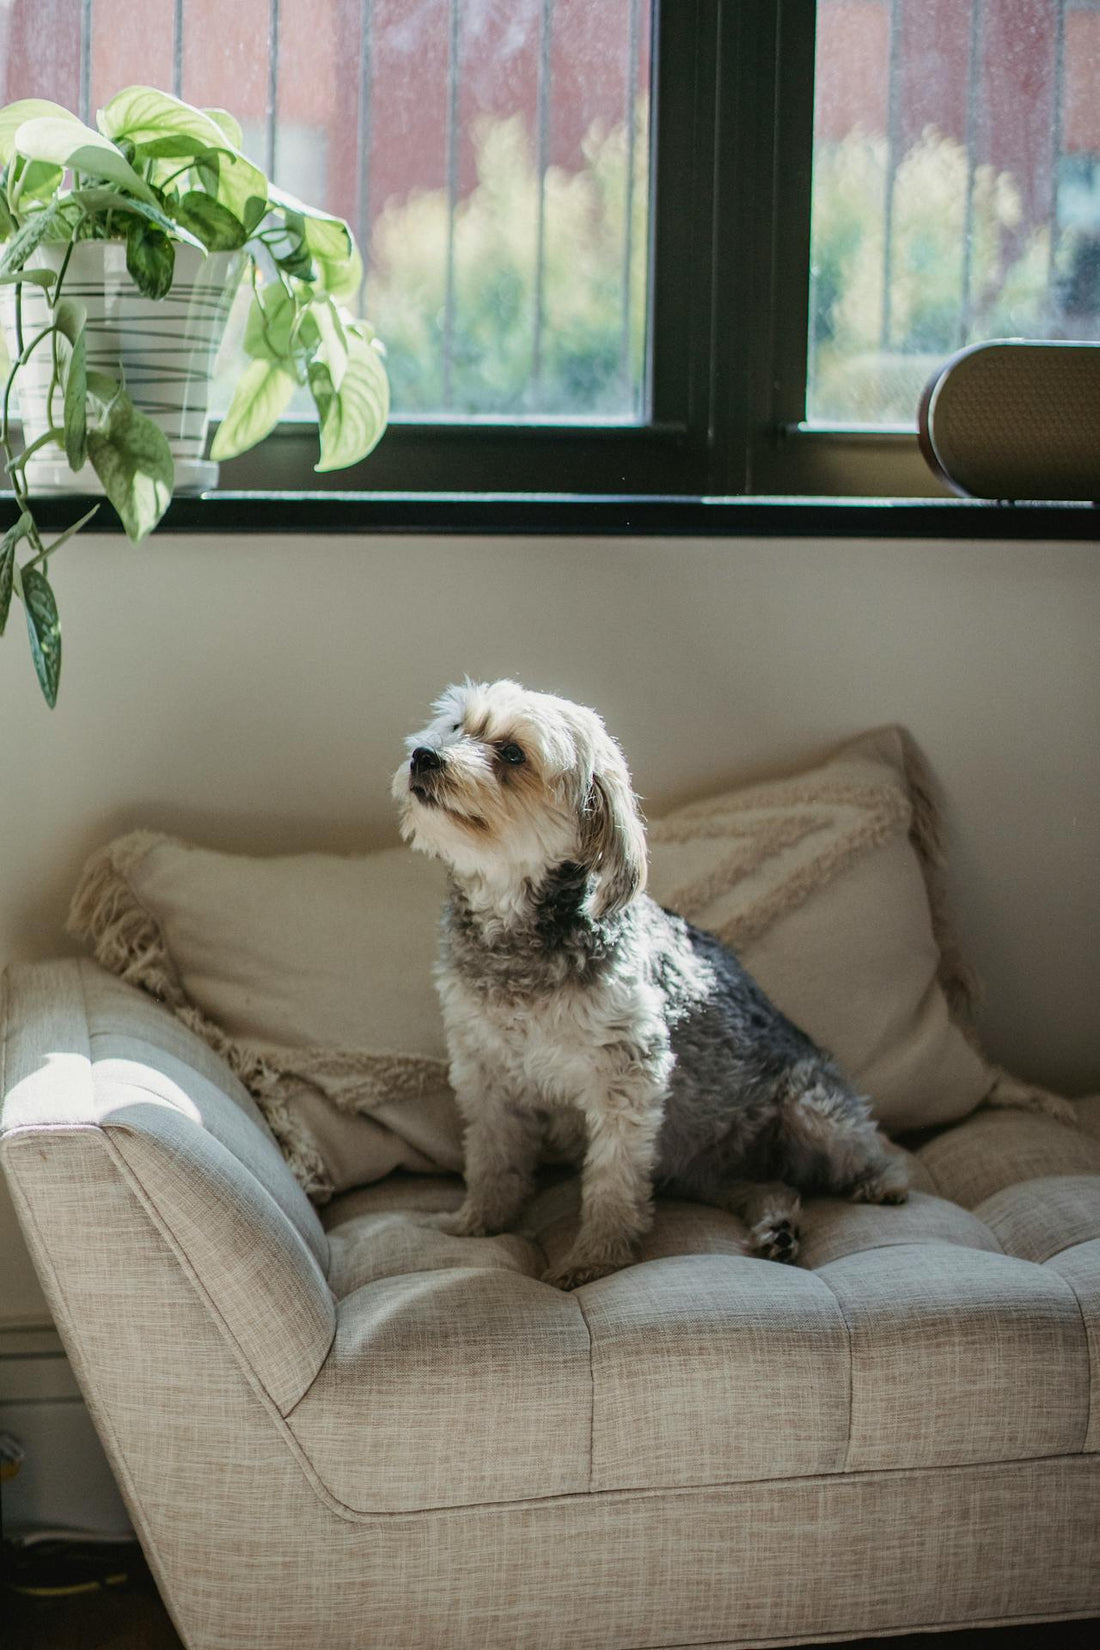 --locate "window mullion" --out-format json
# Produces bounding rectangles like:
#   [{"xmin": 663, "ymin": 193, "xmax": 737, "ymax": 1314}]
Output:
[{"xmin": 738, "ymin": 0, "xmax": 819, "ymax": 494}]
